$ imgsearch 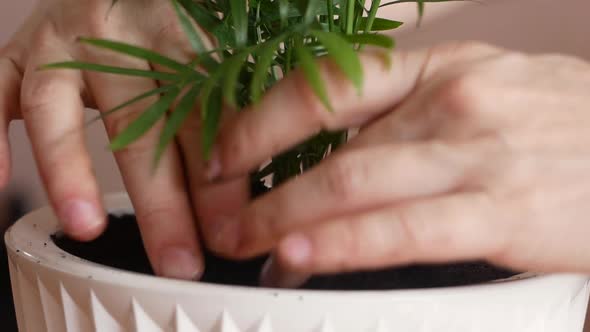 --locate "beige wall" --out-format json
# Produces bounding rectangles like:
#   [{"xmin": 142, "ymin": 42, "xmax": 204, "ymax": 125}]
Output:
[{"xmin": 1, "ymin": 0, "xmax": 590, "ymax": 208}]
